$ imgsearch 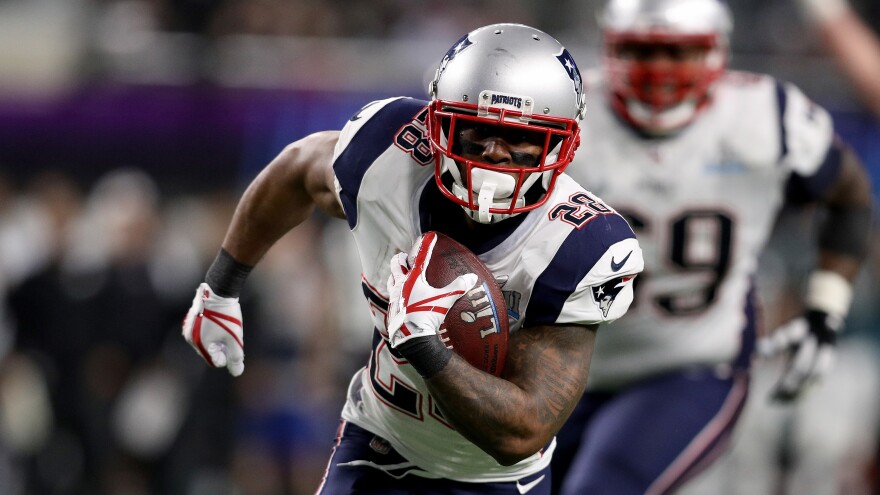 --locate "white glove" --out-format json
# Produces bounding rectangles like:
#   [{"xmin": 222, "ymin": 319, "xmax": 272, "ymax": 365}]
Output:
[
  {"xmin": 181, "ymin": 283, "xmax": 245, "ymax": 377},
  {"xmin": 758, "ymin": 310, "xmax": 841, "ymax": 402},
  {"xmin": 385, "ymin": 234, "xmax": 478, "ymax": 349}
]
